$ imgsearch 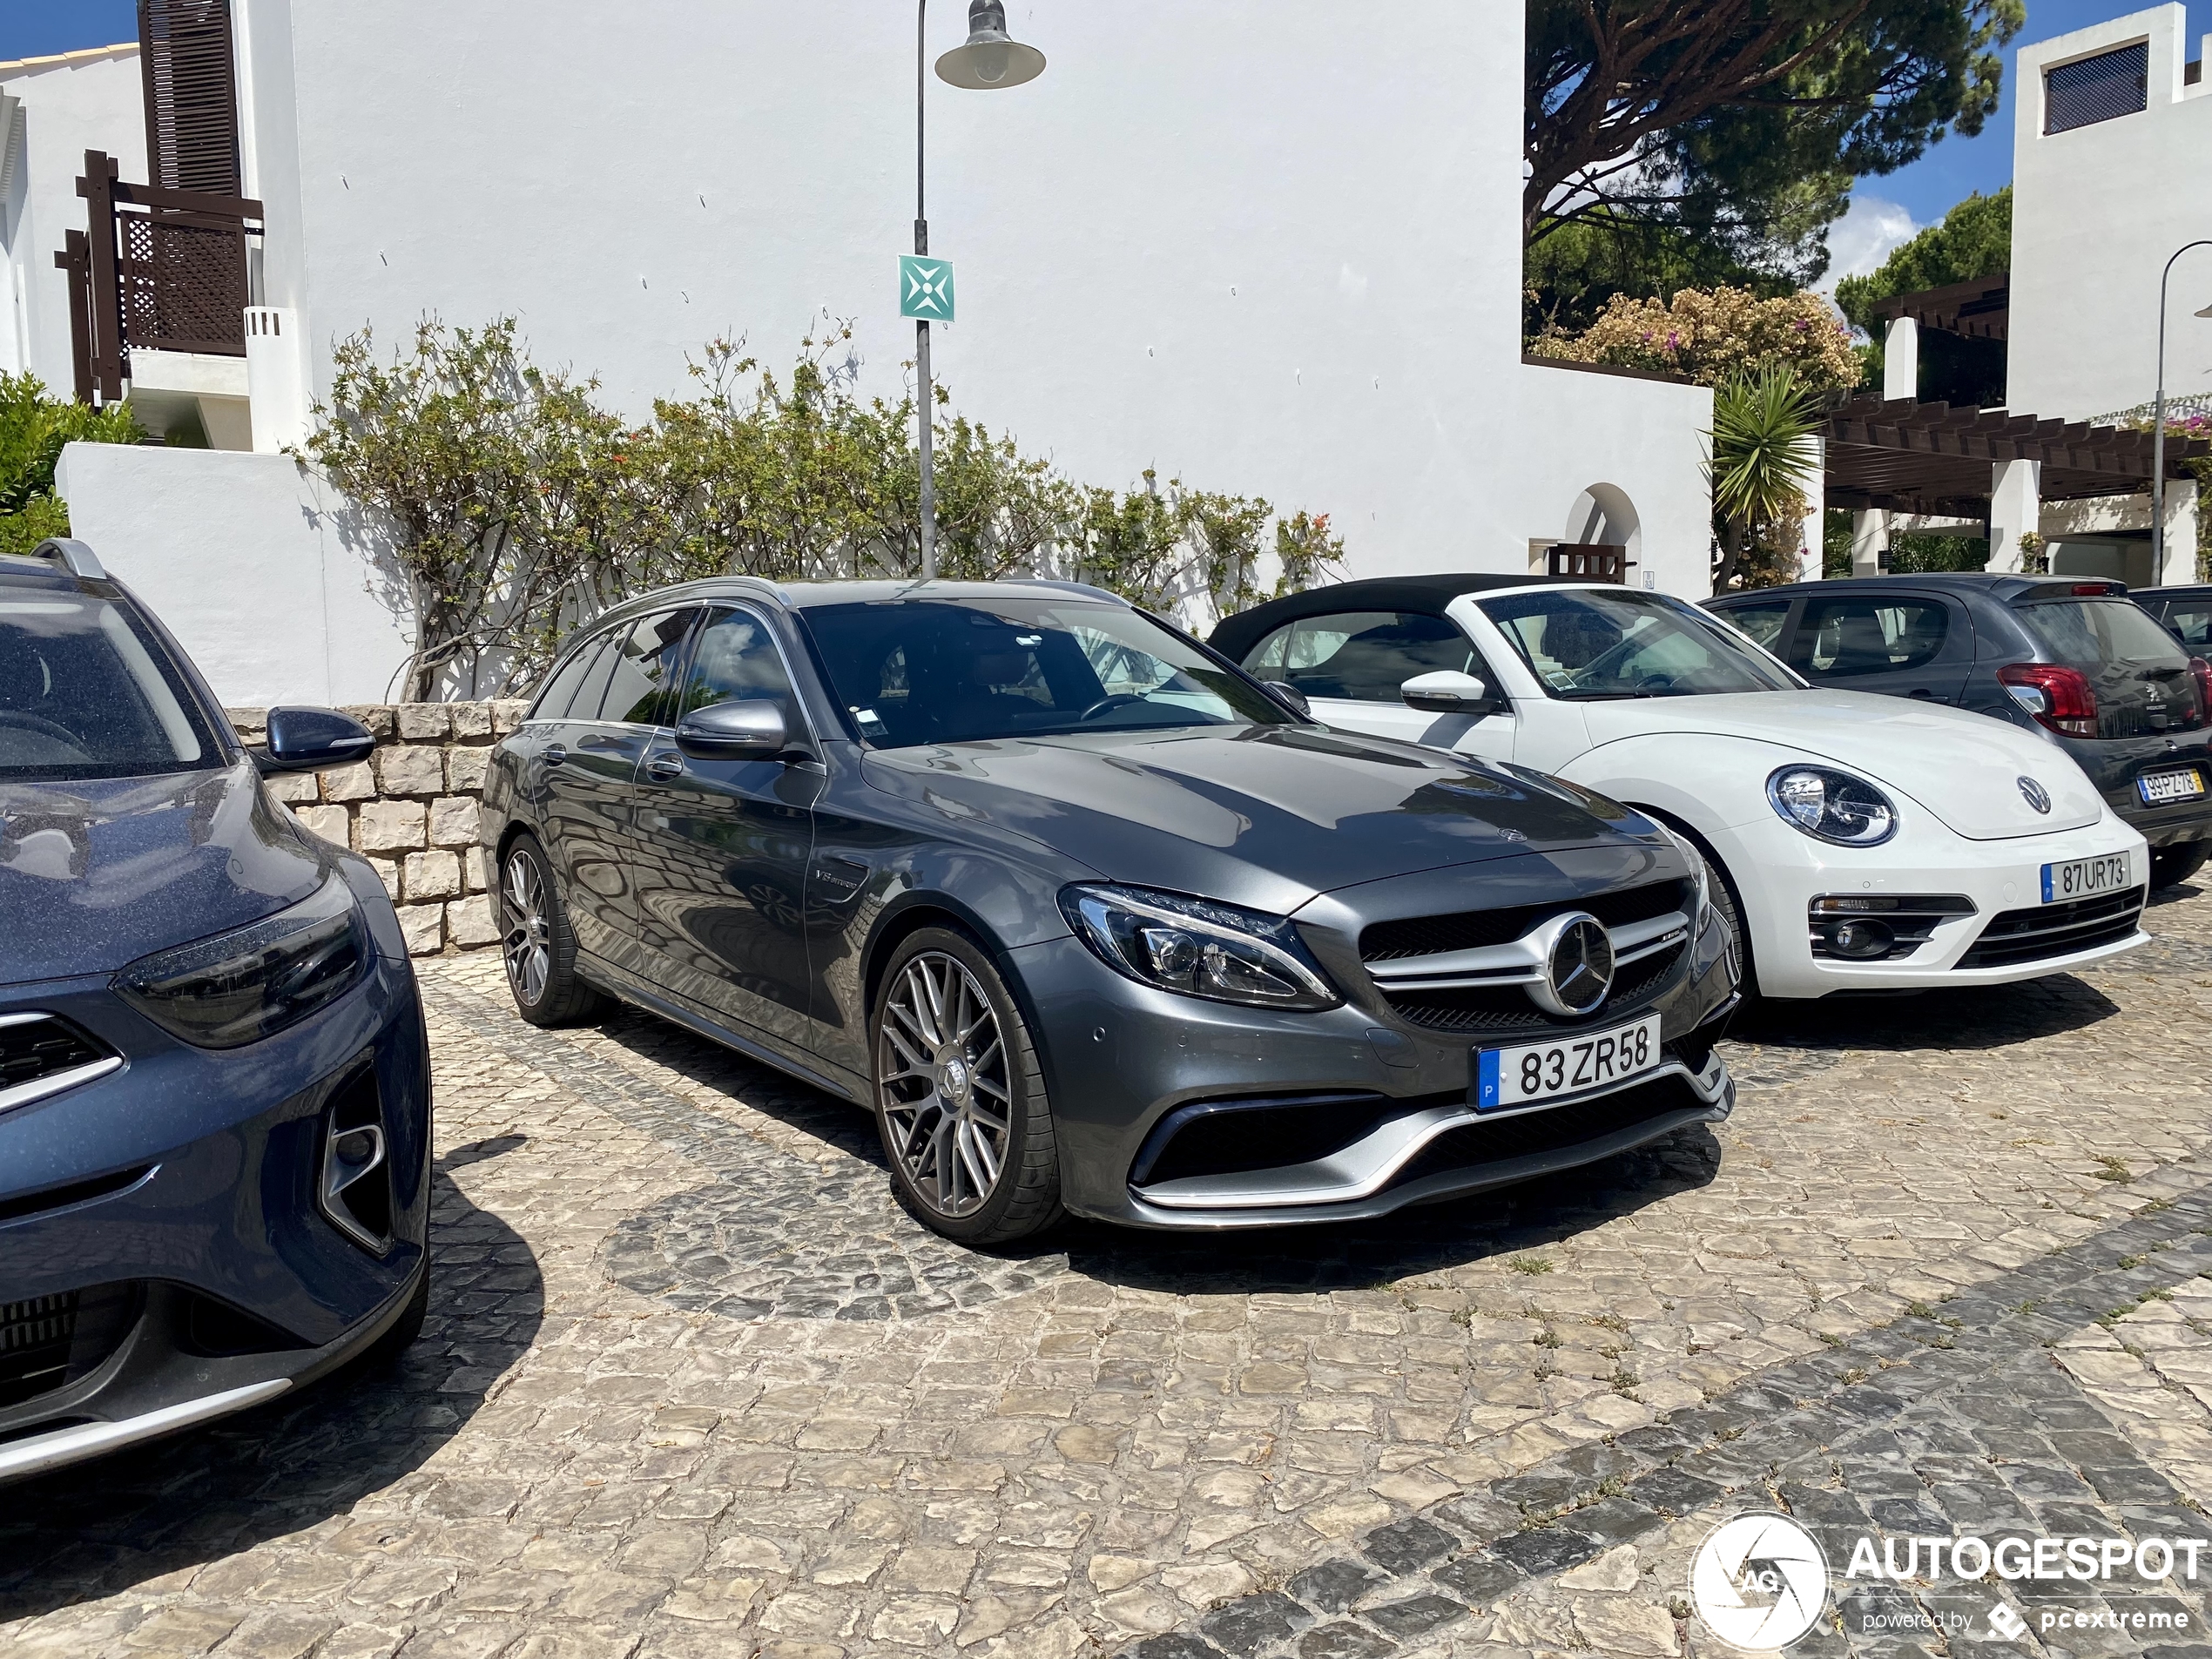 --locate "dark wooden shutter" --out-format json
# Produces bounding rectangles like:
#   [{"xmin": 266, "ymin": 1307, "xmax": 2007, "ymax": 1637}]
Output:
[{"xmin": 138, "ymin": 0, "xmax": 239, "ymax": 196}]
